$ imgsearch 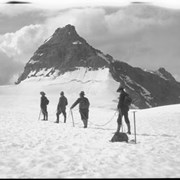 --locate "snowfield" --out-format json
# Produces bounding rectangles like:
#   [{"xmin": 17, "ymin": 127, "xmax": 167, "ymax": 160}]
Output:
[{"xmin": 0, "ymin": 80, "xmax": 180, "ymax": 178}]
